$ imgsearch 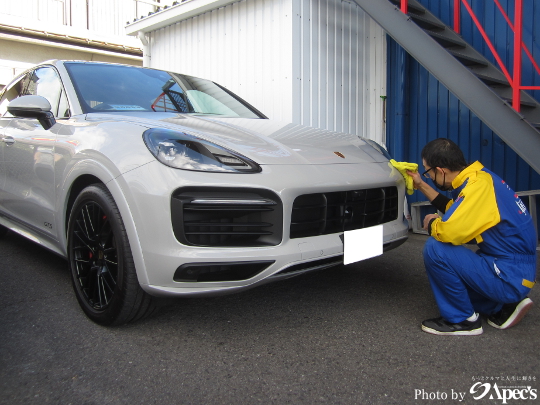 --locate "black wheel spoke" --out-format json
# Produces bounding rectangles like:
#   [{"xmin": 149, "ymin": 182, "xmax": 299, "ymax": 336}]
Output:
[
  {"xmin": 81, "ymin": 205, "xmax": 96, "ymax": 240},
  {"xmin": 74, "ymin": 221, "xmax": 91, "ymax": 242},
  {"xmin": 85, "ymin": 267, "xmax": 99, "ymax": 299},
  {"xmin": 73, "ymin": 230, "xmax": 95, "ymax": 255},
  {"xmin": 97, "ymin": 273, "xmax": 106, "ymax": 308},
  {"xmin": 103, "ymin": 247, "xmax": 118, "ymax": 267},
  {"xmin": 101, "ymin": 267, "xmax": 117, "ymax": 291},
  {"xmin": 98, "ymin": 216, "xmax": 111, "ymax": 240},
  {"xmin": 70, "ymin": 199, "xmax": 120, "ymax": 312}
]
